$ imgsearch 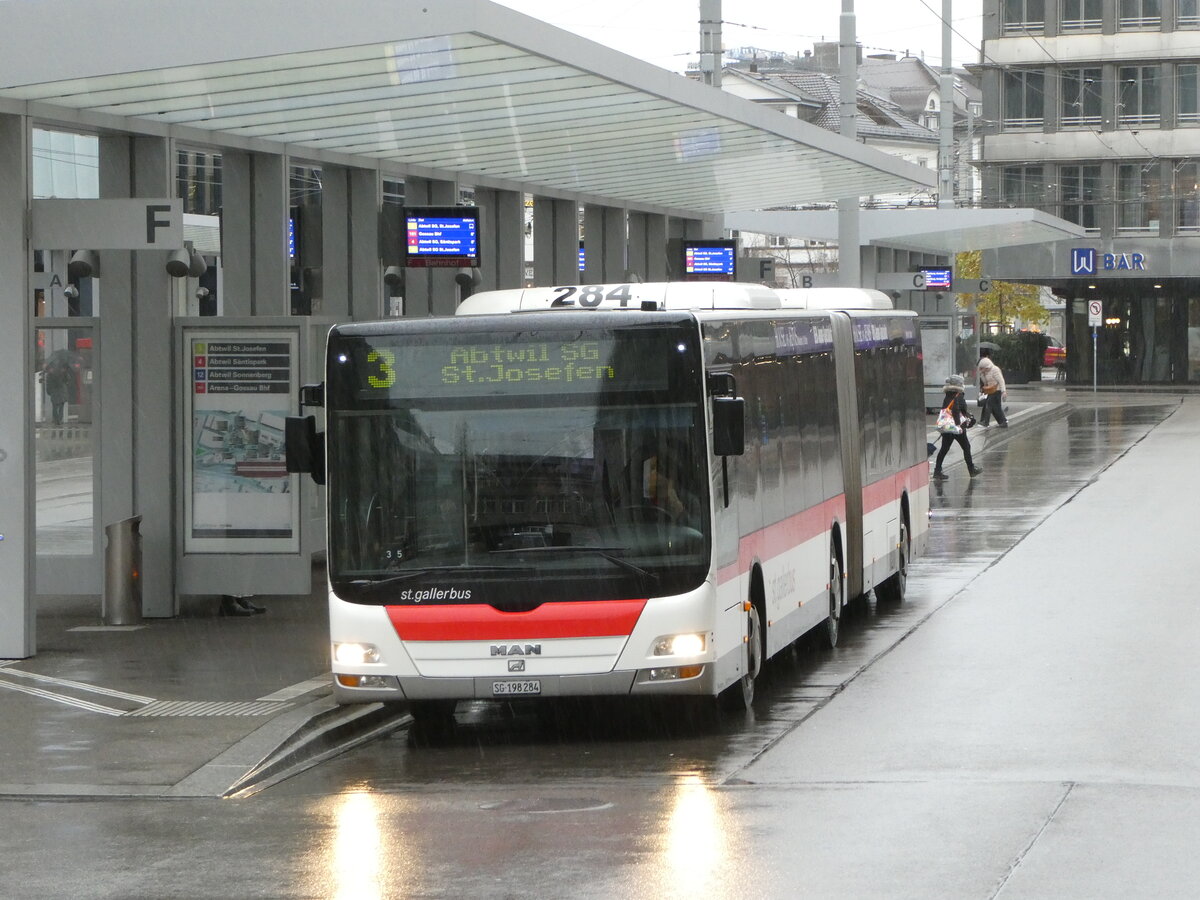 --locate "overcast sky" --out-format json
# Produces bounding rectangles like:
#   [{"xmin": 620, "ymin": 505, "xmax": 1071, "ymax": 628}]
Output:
[{"xmin": 493, "ymin": 1, "xmax": 985, "ymax": 72}]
